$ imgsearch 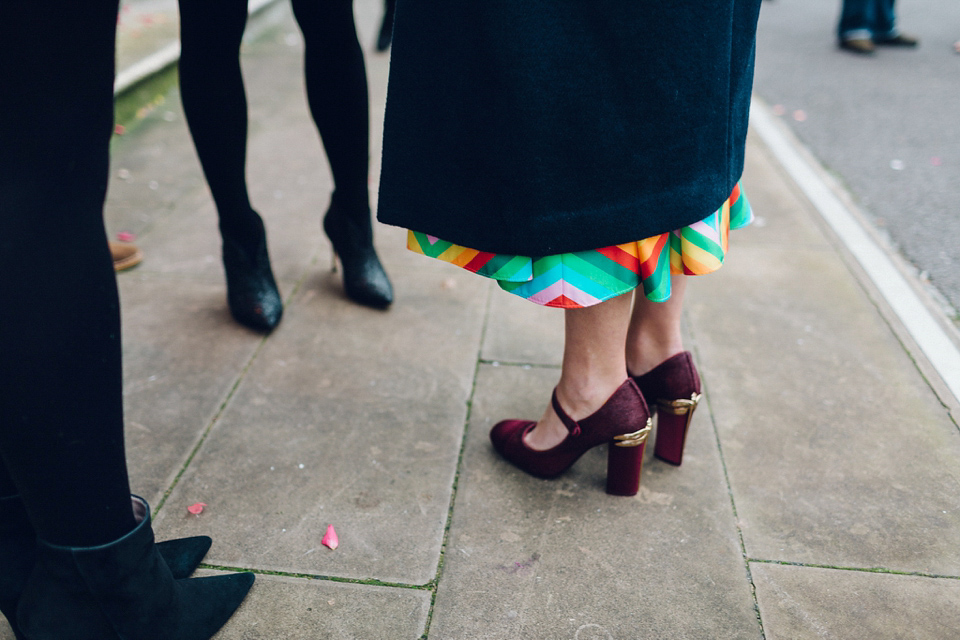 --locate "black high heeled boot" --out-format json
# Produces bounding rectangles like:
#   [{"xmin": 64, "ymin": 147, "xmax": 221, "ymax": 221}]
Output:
[
  {"xmin": 222, "ymin": 219, "xmax": 283, "ymax": 333},
  {"xmin": 323, "ymin": 200, "xmax": 394, "ymax": 309},
  {"xmin": 1, "ymin": 495, "xmax": 214, "ymax": 640},
  {"xmin": 17, "ymin": 496, "xmax": 253, "ymax": 640}
]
